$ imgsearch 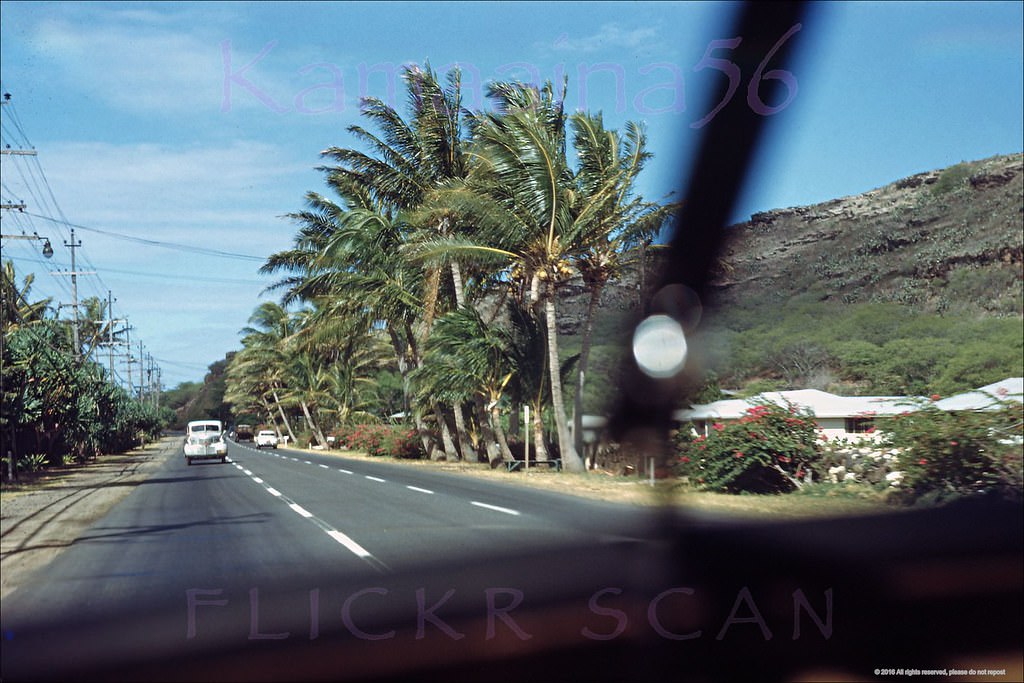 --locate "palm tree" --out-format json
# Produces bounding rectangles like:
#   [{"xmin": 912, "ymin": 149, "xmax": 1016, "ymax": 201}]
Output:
[
  {"xmin": 272, "ymin": 64, "xmax": 479, "ymax": 461},
  {"xmin": 232, "ymin": 302, "xmax": 300, "ymax": 443},
  {"xmin": 1, "ymin": 260, "xmax": 52, "ymax": 333},
  {"xmin": 413, "ymin": 306, "xmax": 521, "ymax": 465},
  {"xmin": 417, "ymin": 79, "xmax": 588, "ymax": 471},
  {"xmin": 568, "ymin": 112, "xmax": 676, "ymax": 457}
]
